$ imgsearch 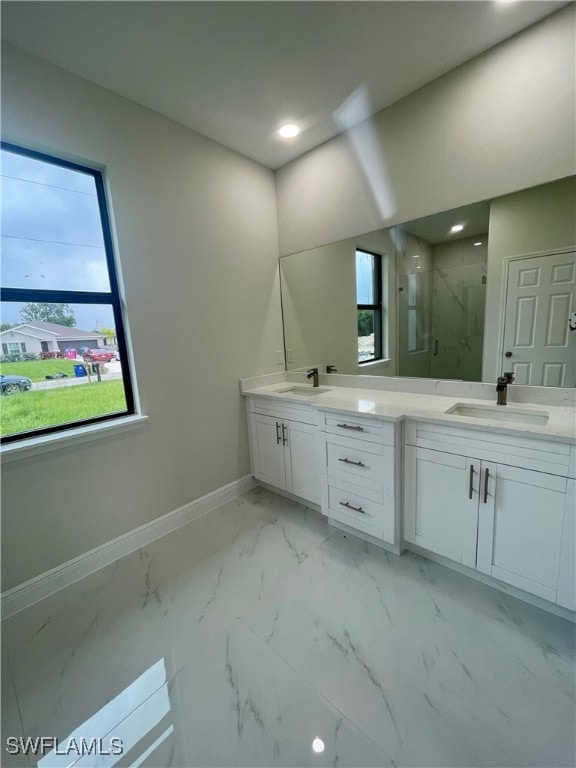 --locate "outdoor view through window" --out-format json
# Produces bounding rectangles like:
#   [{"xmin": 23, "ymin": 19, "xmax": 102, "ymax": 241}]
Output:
[
  {"xmin": 1, "ymin": 143, "xmax": 134, "ymax": 442},
  {"xmin": 356, "ymin": 249, "xmax": 383, "ymax": 364}
]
